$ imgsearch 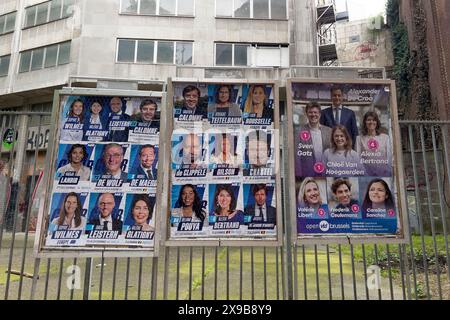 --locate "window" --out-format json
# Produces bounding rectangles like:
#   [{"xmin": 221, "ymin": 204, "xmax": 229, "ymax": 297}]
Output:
[
  {"xmin": 44, "ymin": 44, "xmax": 58, "ymax": 68},
  {"xmin": 137, "ymin": 40, "xmax": 154, "ymax": 63},
  {"xmin": 117, "ymin": 39, "xmax": 135, "ymax": 62},
  {"xmin": 215, "ymin": 43, "xmax": 233, "ymax": 66},
  {"xmin": 0, "ymin": 55, "xmax": 11, "ymax": 77},
  {"xmin": 19, "ymin": 51, "xmax": 32, "ymax": 73},
  {"xmin": 0, "ymin": 11, "xmax": 16, "ymax": 35},
  {"xmin": 19, "ymin": 42, "xmax": 71, "ymax": 73},
  {"xmin": 215, "ymin": 42, "xmax": 289, "ymax": 67},
  {"xmin": 176, "ymin": 42, "xmax": 193, "ymax": 65},
  {"xmin": 24, "ymin": 0, "xmax": 74, "ymax": 28},
  {"xmin": 253, "ymin": 0, "xmax": 269, "ymax": 19},
  {"xmin": 49, "ymin": 0, "xmax": 63, "ymax": 21},
  {"xmin": 31, "ymin": 48, "xmax": 45, "ymax": 71},
  {"xmin": 215, "ymin": 43, "xmax": 250, "ymax": 66},
  {"xmin": 141, "ymin": 0, "xmax": 157, "ymax": 14},
  {"xmin": 35, "ymin": 2, "xmax": 49, "ymax": 25},
  {"xmin": 120, "ymin": 0, "xmax": 194, "ymax": 16},
  {"xmin": 117, "ymin": 39, "xmax": 193, "ymax": 65},
  {"xmin": 234, "ymin": 0, "xmax": 250, "ymax": 18},
  {"xmin": 58, "ymin": 42, "xmax": 71, "ymax": 64},
  {"xmin": 215, "ymin": 0, "xmax": 286, "ymax": 19},
  {"xmin": 270, "ymin": 0, "xmax": 286, "ymax": 19},
  {"xmin": 156, "ymin": 41, "xmax": 174, "ymax": 63}
]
